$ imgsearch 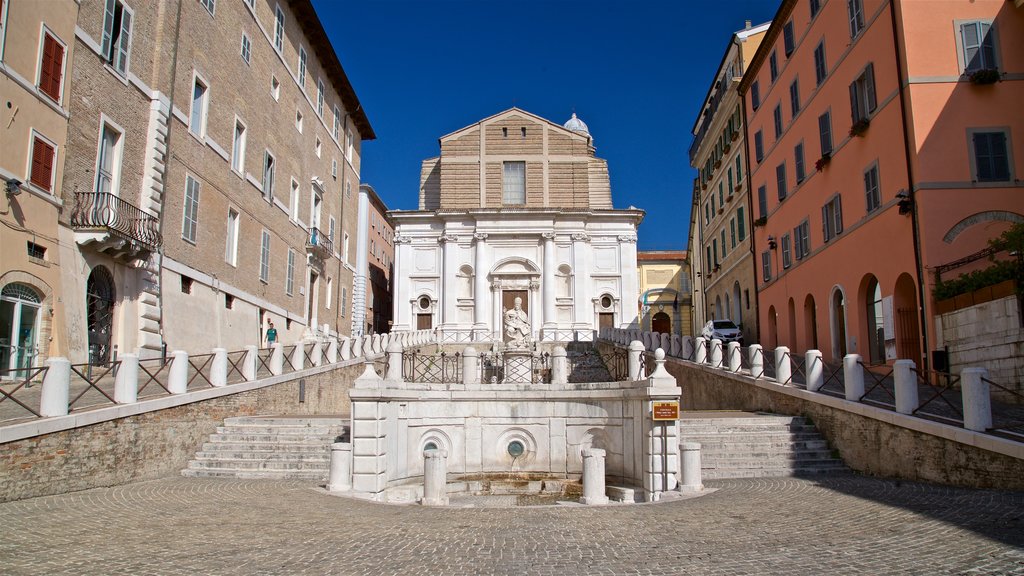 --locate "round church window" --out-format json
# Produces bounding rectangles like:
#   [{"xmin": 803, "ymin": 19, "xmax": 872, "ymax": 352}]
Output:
[
  {"xmin": 418, "ymin": 296, "xmax": 431, "ymax": 310},
  {"xmin": 507, "ymin": 440, "xmax": 525, "ymax": 458},
  {"xmin": 601, "ymin": 295, "xmax": 613, "ymax": 309}
]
